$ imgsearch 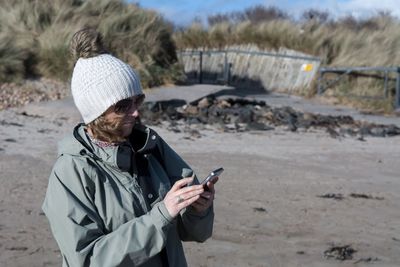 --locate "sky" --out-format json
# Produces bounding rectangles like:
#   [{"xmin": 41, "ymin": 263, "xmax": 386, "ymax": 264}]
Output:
[{"xmin": 133, "ymin": 0, "xmax": 400, "ymax": 26}]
